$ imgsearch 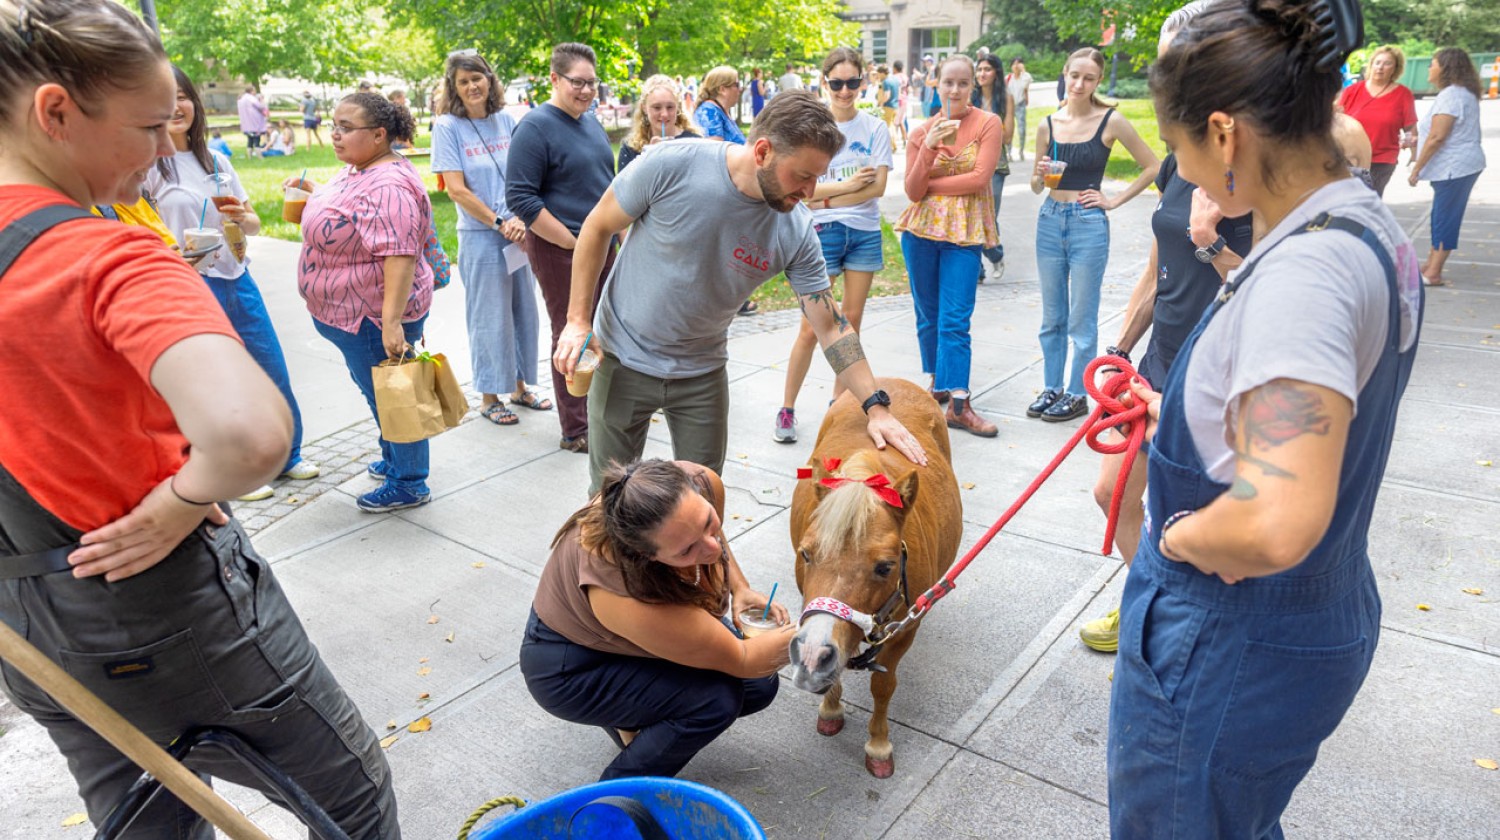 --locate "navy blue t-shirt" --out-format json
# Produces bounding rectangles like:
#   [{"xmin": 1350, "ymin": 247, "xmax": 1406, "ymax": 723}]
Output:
[
  {"xmin": 505, "ymin": 103, "xmax": 616, "ymax": 234},
  {"xmin": 1139, "ymin": 154, "xmax": 1255, "ymax": 388}
]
